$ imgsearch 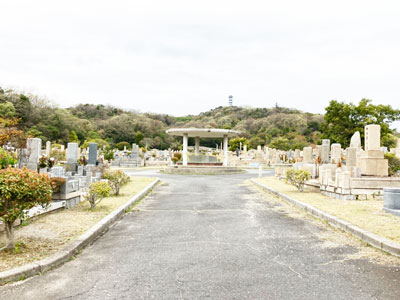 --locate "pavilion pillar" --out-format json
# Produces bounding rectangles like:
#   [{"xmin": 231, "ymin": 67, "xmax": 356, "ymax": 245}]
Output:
[
  {"xmin": 195, "ymin": 136, "xmax": 200, "ymax": 155},
  {"xmin": 183, "ymin": 133, "xmax": 188, "ymax": 166},
  {"xmin": 223, "ymin": 135, "xmax": 228, "ymax": 166}
]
